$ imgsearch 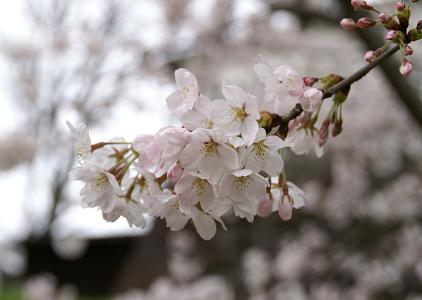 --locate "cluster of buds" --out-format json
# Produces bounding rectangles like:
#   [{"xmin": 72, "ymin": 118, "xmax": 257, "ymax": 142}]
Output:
[{"xmin": 340, "ymin": 0, "xmax": 421, "ymax": 76}]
